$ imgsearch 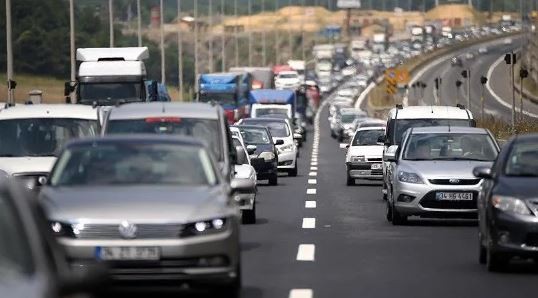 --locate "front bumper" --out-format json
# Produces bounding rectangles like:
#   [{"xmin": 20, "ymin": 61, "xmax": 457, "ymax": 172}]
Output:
[
  {"xmin": 347, "ymin": 162, "xmax": 383, "ymax": 180},
  {"xmin": 277, "ymin": 151, "xmax": 297, "ymax": 169},
  {"xmin": 489, "ymin": 210, "xmax": 538, "ymax": 256},
  {"xmin": 393, "ymin": 180, "xmax": 481, "ymax": 217},
  {"xmin": 60, "ymin": 223, "xmax": 240, "ymax": 284},
  {"xmin": 250, "ymin": 157, "xmax": 278, "ymax": 179}
]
